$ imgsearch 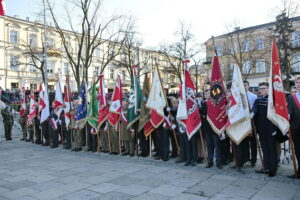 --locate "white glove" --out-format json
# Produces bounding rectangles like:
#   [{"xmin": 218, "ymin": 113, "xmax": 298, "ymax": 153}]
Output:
[
  {"xmin": 249, "ymin": 112, "xmax": 254, "ymax": 119},
  {"xmin": 171, "ymin": 124, "xmax": 176, "ymax": 130},
  {"xmin": 166, "ymin": 107, "xmax": 171, "ymax": 112},
  {"xmin": 104, "ymin": 123, "xmax": 108, "ymax": 132},
  {"xmin": 163, "ymin": 122, "xmax": 166, "ymax": 128},
  {"xmin": 130, "ymin": 129, "xmax": 135, "ymax": 133}
]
